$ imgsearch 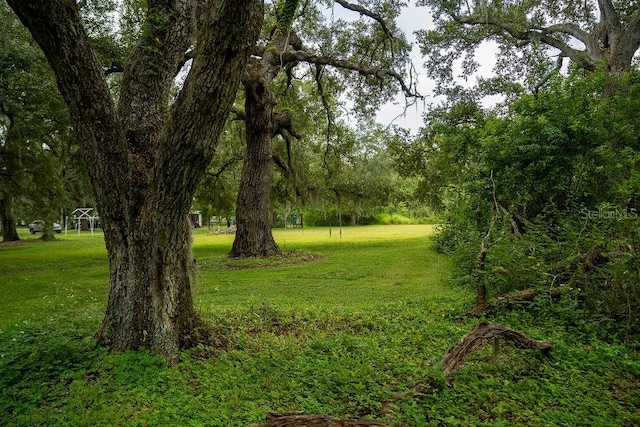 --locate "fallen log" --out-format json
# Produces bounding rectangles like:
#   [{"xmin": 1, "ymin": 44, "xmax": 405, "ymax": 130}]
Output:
[
  {"xmin": 495, "ymin": 288, "xmax": 537, "ymax": 307},
  {"xmin": 214, "ymin": 225, "xmax": 237, "ymax": 234},
  {"xmin": 249, "ymin": 412, "xmax": 388, "ymax": 427},
  {"xmin": 494, "ymin": 286, "xmax": 574, "ymax": 309},
  {"xmin": 441, "ymin": 322, "xmax": 551, "ymax": 375}
]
